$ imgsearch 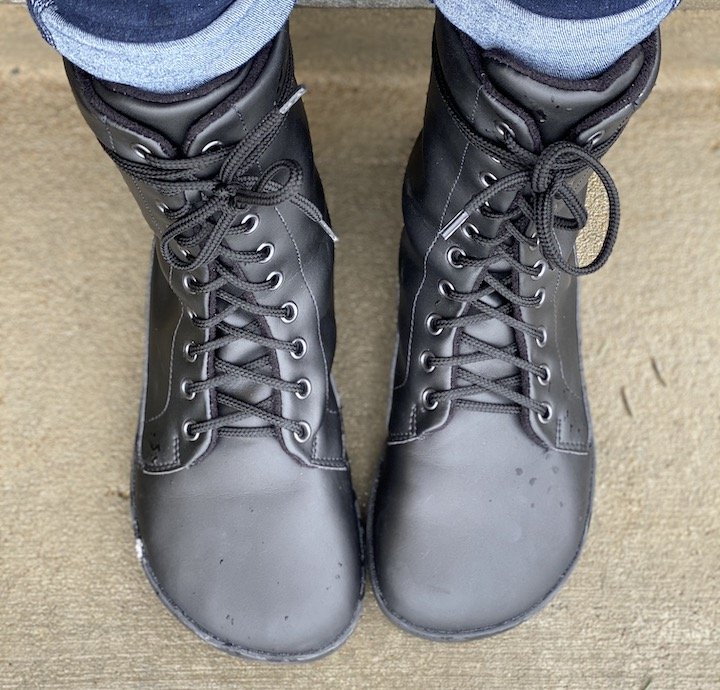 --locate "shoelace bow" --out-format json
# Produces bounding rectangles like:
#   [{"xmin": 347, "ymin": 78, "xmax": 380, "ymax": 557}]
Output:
[
  {"xmin": 108, "ymin": 87, "xmax": 335, "ymax": 441},
  {"xmin": 426, "ymin": 60, "xmax": 622, "ymax": 418}
]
